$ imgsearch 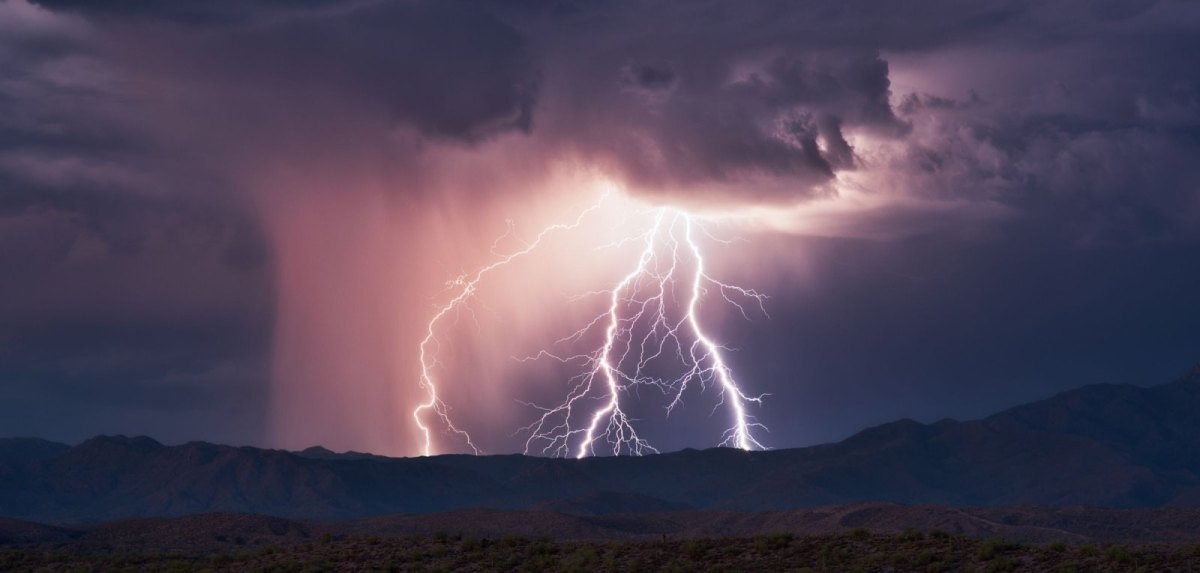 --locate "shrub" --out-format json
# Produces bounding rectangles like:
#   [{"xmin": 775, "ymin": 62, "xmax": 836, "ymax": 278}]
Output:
[
  {"xmin": 899, "ymin": 528, "xmax": 925, "ymax": 541},
  {"xmin": 755, "ymin": 533, "xmax": 795, "ymax": 552},
  {"xmin": 985, "ymin": 556, "xmax": 1019, "ymax": 572},
  {"xmin": 561, "ymin": 545, "xmax": 599, "ymax": 572},
  {"xmin": 1056, "ymin": 561, "xmax": 1080, "ymax": 573},
  {"xmin": 979, "ymin": 538, "xmax": 1023, "ymax": 560},
  {"xmin": 499, "ymin": 534, "xmax": 525, "ymax": 548},
  {"xmin": 1104, "ymin": 544, "xmax": 1135, "ymax": 564}
]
